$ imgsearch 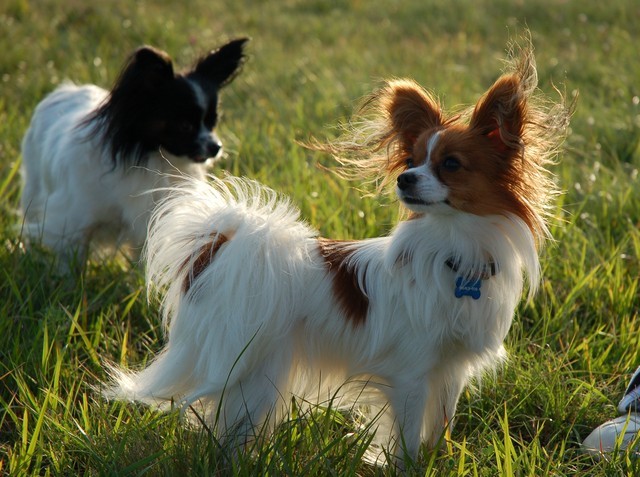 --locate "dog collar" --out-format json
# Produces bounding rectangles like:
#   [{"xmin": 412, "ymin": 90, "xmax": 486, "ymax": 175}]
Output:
[
  {"xmin": 445, "ymin": 258, "xmax": 498, "ymax": 300},
  {"xmin": 445, "ymin": 258, "xmax": 498, "ymax": 279}
]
